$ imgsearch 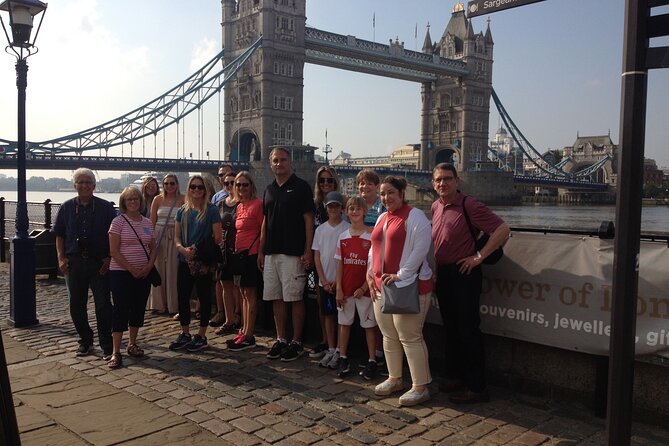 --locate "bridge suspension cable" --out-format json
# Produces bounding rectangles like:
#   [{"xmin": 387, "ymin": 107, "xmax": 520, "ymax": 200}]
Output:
[
  {"xmin": 490, "ymin": 88, "xmax": 611, "ymax": 181},
  {"xmin": 0, "ymin": 36, "xmax": 263, "ymax": 156}
]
